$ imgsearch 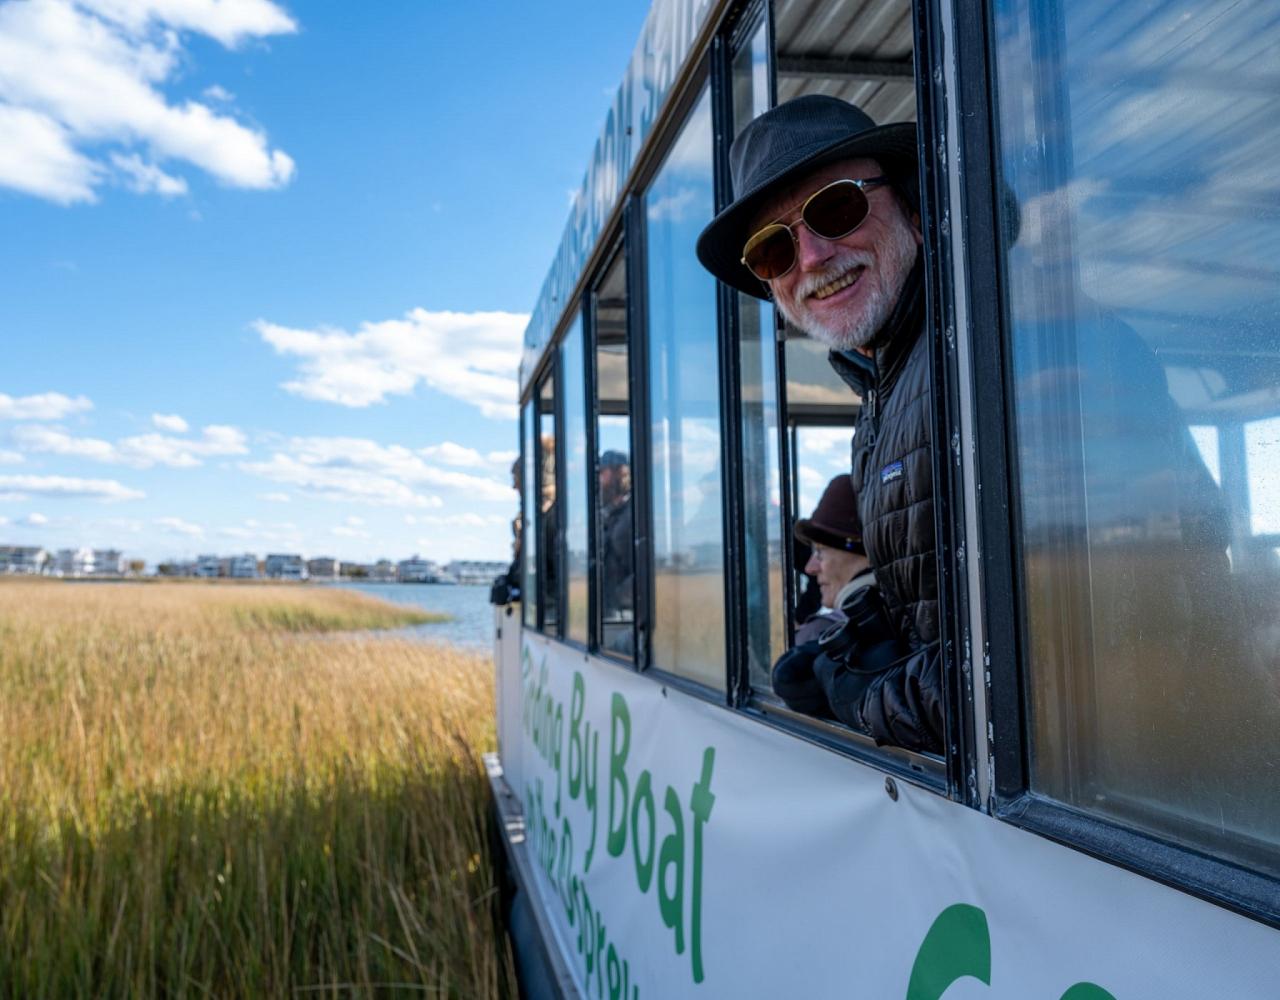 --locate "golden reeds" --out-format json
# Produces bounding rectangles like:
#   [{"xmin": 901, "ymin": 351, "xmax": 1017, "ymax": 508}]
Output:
[{"xmin": 0, "ymin": 581, "xmax": 516, "ymax": 998}]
